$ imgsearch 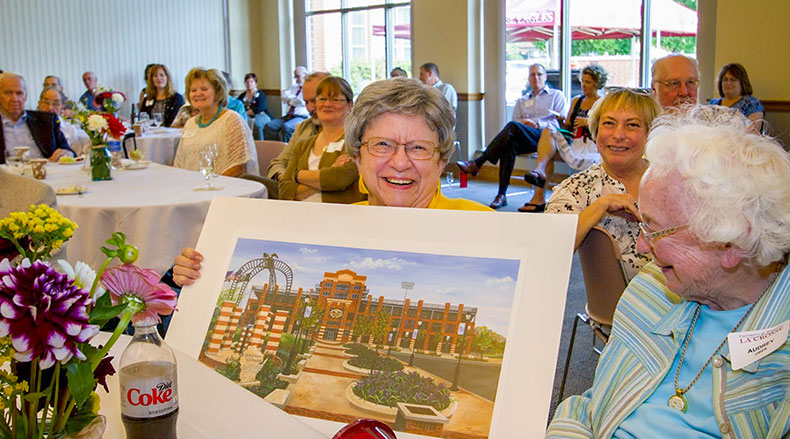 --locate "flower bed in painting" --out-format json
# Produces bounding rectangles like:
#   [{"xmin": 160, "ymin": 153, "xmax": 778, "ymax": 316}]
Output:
[
  {"xmin": 347, "ymin": 348, "xmax": 403, "ymax": 372},
  {"xmin": 352, "ymin": 370, "xmax": 452, "ymax": 411}
]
